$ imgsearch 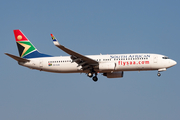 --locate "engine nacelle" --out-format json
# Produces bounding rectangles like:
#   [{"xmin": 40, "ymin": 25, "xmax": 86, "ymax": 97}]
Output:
[
  {"xmin": 99, "ymin": 62, "xmax": 115, "ymax": 71},
  {"xmin": 103, "ymin": 71, "xmax": 124, "ymax": 78}
]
